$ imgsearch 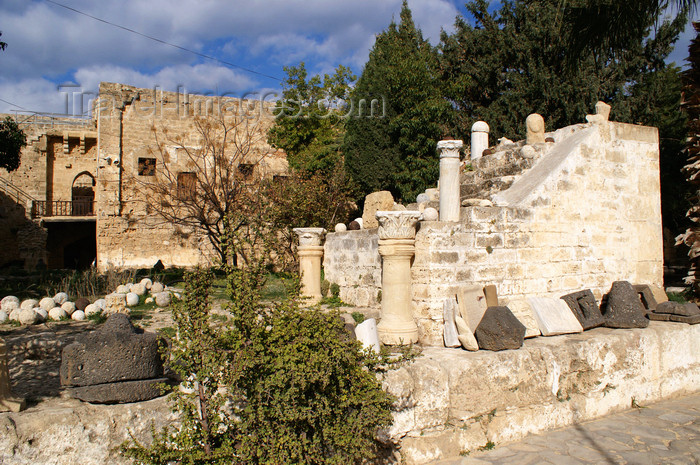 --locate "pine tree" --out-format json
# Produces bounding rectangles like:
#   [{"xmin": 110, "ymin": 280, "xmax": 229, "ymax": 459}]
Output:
[{"xmin": 344, "ymin": 1, "xmax": 453, "ymax": 203}]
